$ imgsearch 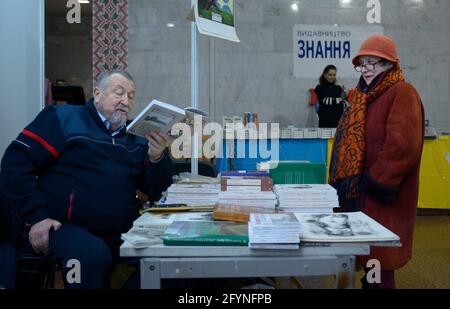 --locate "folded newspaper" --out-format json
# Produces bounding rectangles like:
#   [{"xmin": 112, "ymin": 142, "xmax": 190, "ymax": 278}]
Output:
[
  {"xmin": 121, "ymin": 227, "xmax": 164, "ymax": 248},
  {"xmin": 126, "ymin": 99, "xmax": 207, "ymax": 138}
]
